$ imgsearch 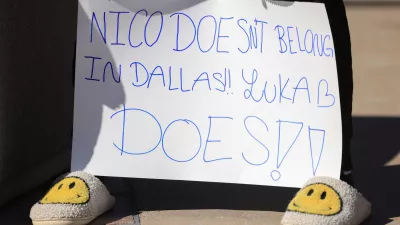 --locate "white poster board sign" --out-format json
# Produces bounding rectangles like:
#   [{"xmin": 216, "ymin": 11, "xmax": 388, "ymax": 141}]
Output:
[{"xmin": 72, "ymin": 0, "xmax": 343, "ymax": 188}]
